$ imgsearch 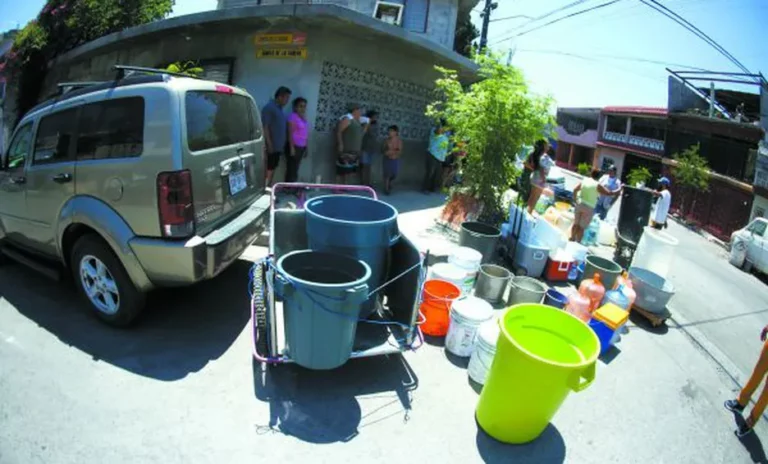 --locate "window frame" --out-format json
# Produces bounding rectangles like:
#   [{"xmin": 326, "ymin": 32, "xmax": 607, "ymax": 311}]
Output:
[
  {"xmin": 32, "ymin": 107, "xmax": 80, "ymax": 166},
  {"xmin": 74, "ymin": 96, "xmax": 146, "ymax": 161},
  {"xmin": 374, "ymin": 1, "xmax": 405, "ymax": 26},
  {"xmin": 4, "ymin": 122, "xmax": 34, "ymax": 171},
  {"xmin": 747, "ymin": 219, "xmax": 767, "ymax": 237}
]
